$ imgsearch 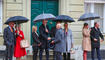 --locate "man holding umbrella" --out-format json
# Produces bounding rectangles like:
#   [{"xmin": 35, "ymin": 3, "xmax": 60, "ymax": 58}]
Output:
[
  {"xmin": 90, "ymin": 22, "xmax": 104, "ymax": 60},
  {"xmin": 3, "ymin": 16, "xmax": 29, "ymax": 60},
  {"xmin": 78, "ymin": 13, "xmax": 104, "ymax": 60},
  {"xmin": 39, "ymin": 20, "xmax": 51, "ymax": 60},
  {"xmin": 33, "ymin": 13, "xmax": 56, "ymax": 60},
  {"xmin": 3, "ymin": 22, "xmax": 16, "ymax": 60}
]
